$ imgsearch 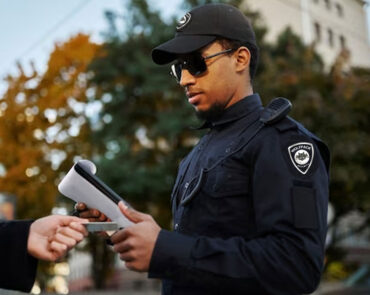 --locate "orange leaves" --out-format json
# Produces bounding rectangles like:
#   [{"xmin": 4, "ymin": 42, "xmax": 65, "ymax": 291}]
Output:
[
  {"xmin": 40, "ymin": 34, "xmax": 101, "ymax": 110},
  {"xmin": 46, "ymin": 34, "xmax": 100, "ymax": 76},
  {"xmin": 0, "ymin": 34, "xmax": 99, "ymax": 218}
]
